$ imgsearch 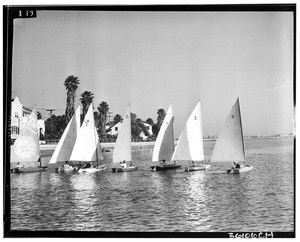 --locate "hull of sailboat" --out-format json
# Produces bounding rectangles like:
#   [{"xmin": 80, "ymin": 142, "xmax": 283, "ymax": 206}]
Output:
[
  {"xmin": 151, "ymin": 164, "xmax": 181, "ymax": 171},
  {"xmin": 55, "ymin": 166, "xmax": 77, "ymax": 173},
  {"xmin": 185, "ymin": 164, "xmax": 211, "ymax": 172},
  {"xmin": 232, "ymin": 165, "xmax": 253, "ymax": 174},
  {"xmin": 78, "ymin": 165, "xmax": 107, "ymax": 173},
  {"xmin": 112, "ymin": 166, "xmax": 138, "ymax": 172},
  {"xmin": 11, "ymin": 166, "xmax": 48, "ymax": 173}
]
